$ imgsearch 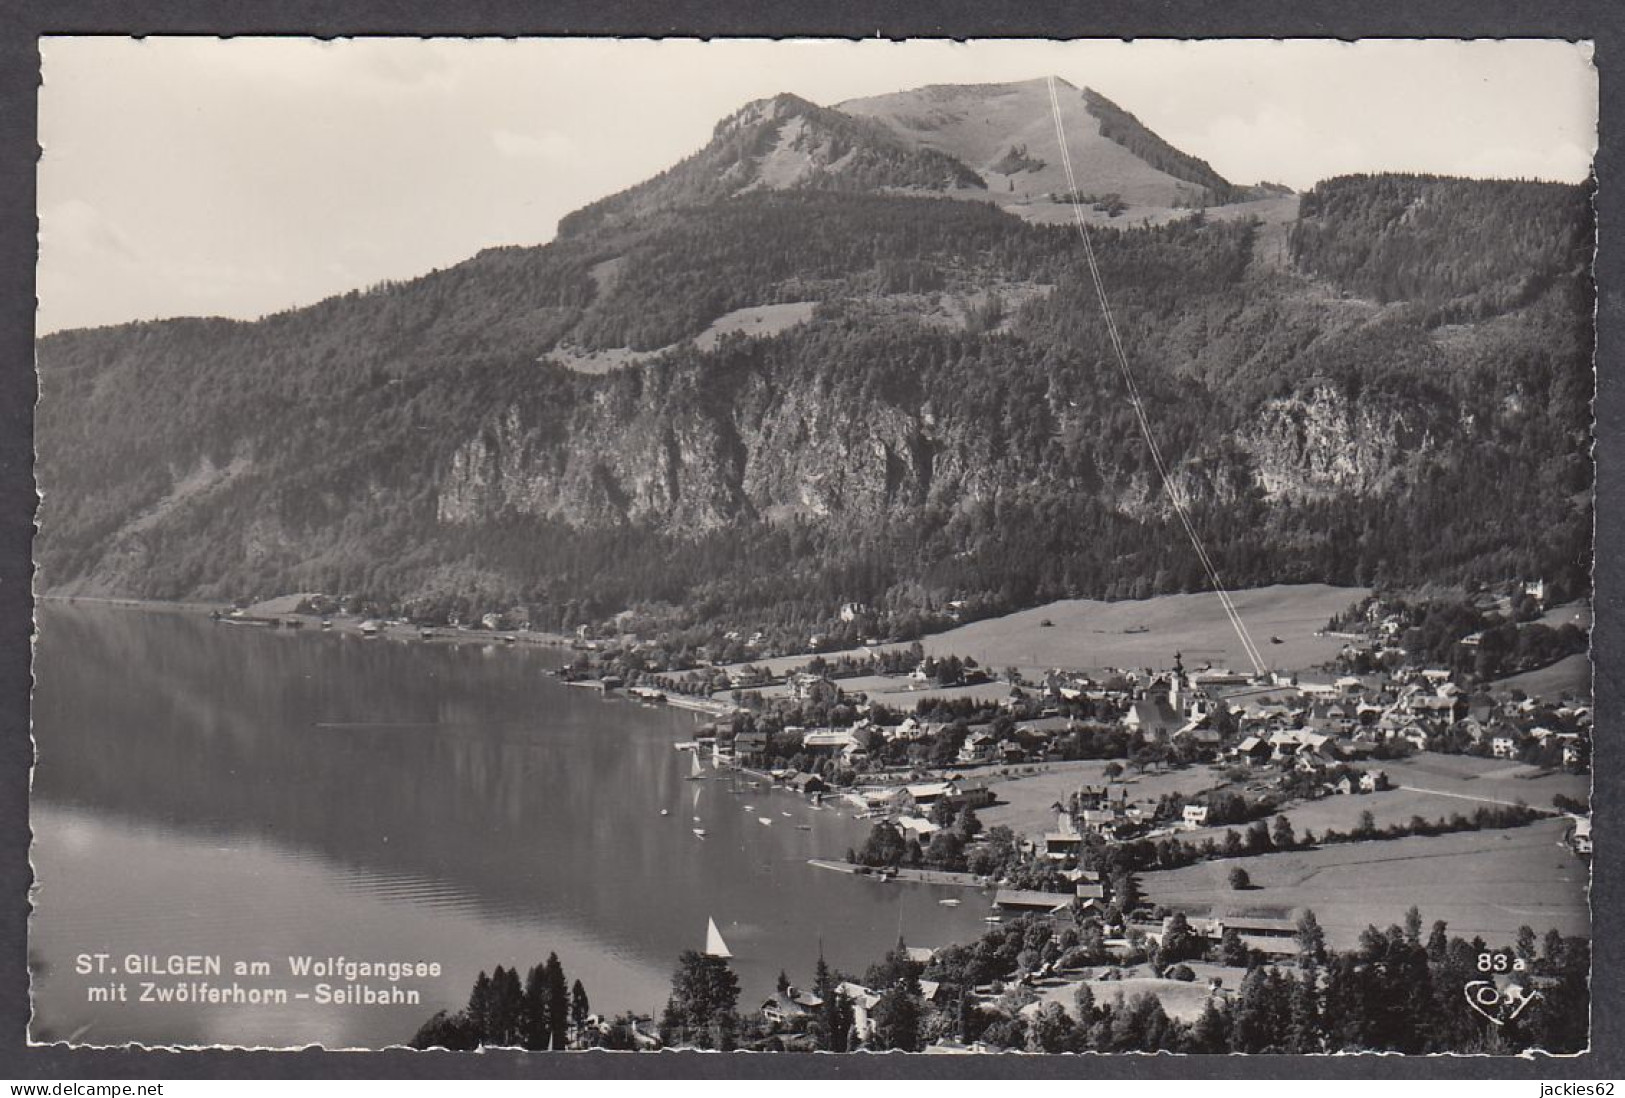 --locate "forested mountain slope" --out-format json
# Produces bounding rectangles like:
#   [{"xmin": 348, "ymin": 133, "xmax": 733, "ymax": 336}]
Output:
[
  {"xmin": 35, "ymin": 99, "xmax": 1593, "ymax": 642},
  {"xmin": 555, "ymin": 92, "xmax": 987, "ymax": 241}
]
